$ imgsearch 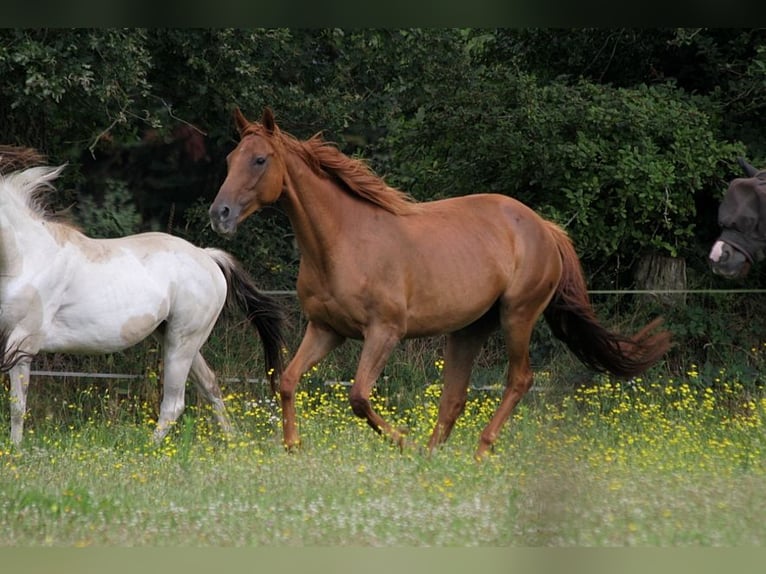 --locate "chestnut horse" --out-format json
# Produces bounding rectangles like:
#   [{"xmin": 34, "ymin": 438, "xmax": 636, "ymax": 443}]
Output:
[{"xmin": 210, "ymin": 108, "xmax": 671, "ymax": 458}]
